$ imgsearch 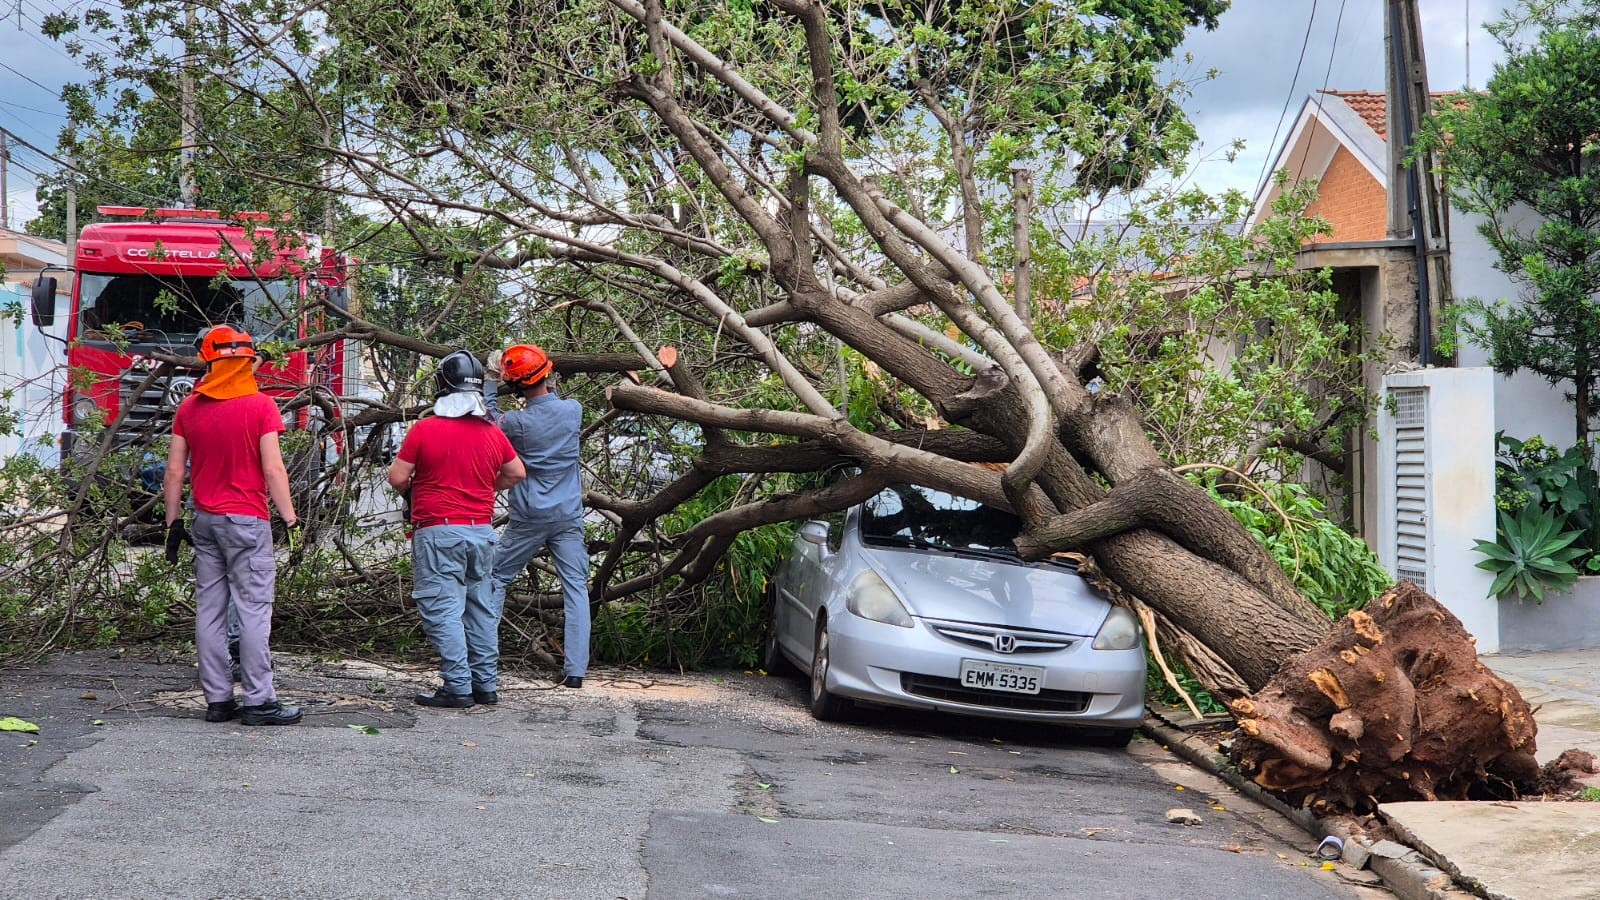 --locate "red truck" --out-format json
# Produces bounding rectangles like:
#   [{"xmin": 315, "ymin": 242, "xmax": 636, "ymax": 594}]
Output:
[{"xmin": 29, "ymin": 206, "xmax": 354, "ymax": 498}]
